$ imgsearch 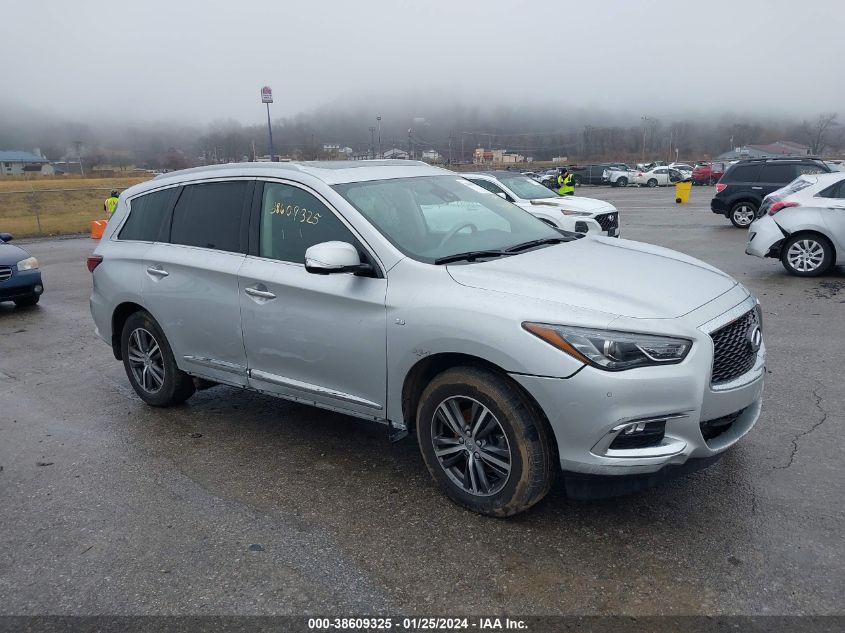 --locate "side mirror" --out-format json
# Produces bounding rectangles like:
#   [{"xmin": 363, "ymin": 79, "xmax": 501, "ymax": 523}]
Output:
[
  {"xmin": 305, "ymin": 241, "xmax": 372, "ymax": 275},
  {"xmin": 0, "ymin": 233, "xmax": 13, "ymax": 243}
]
